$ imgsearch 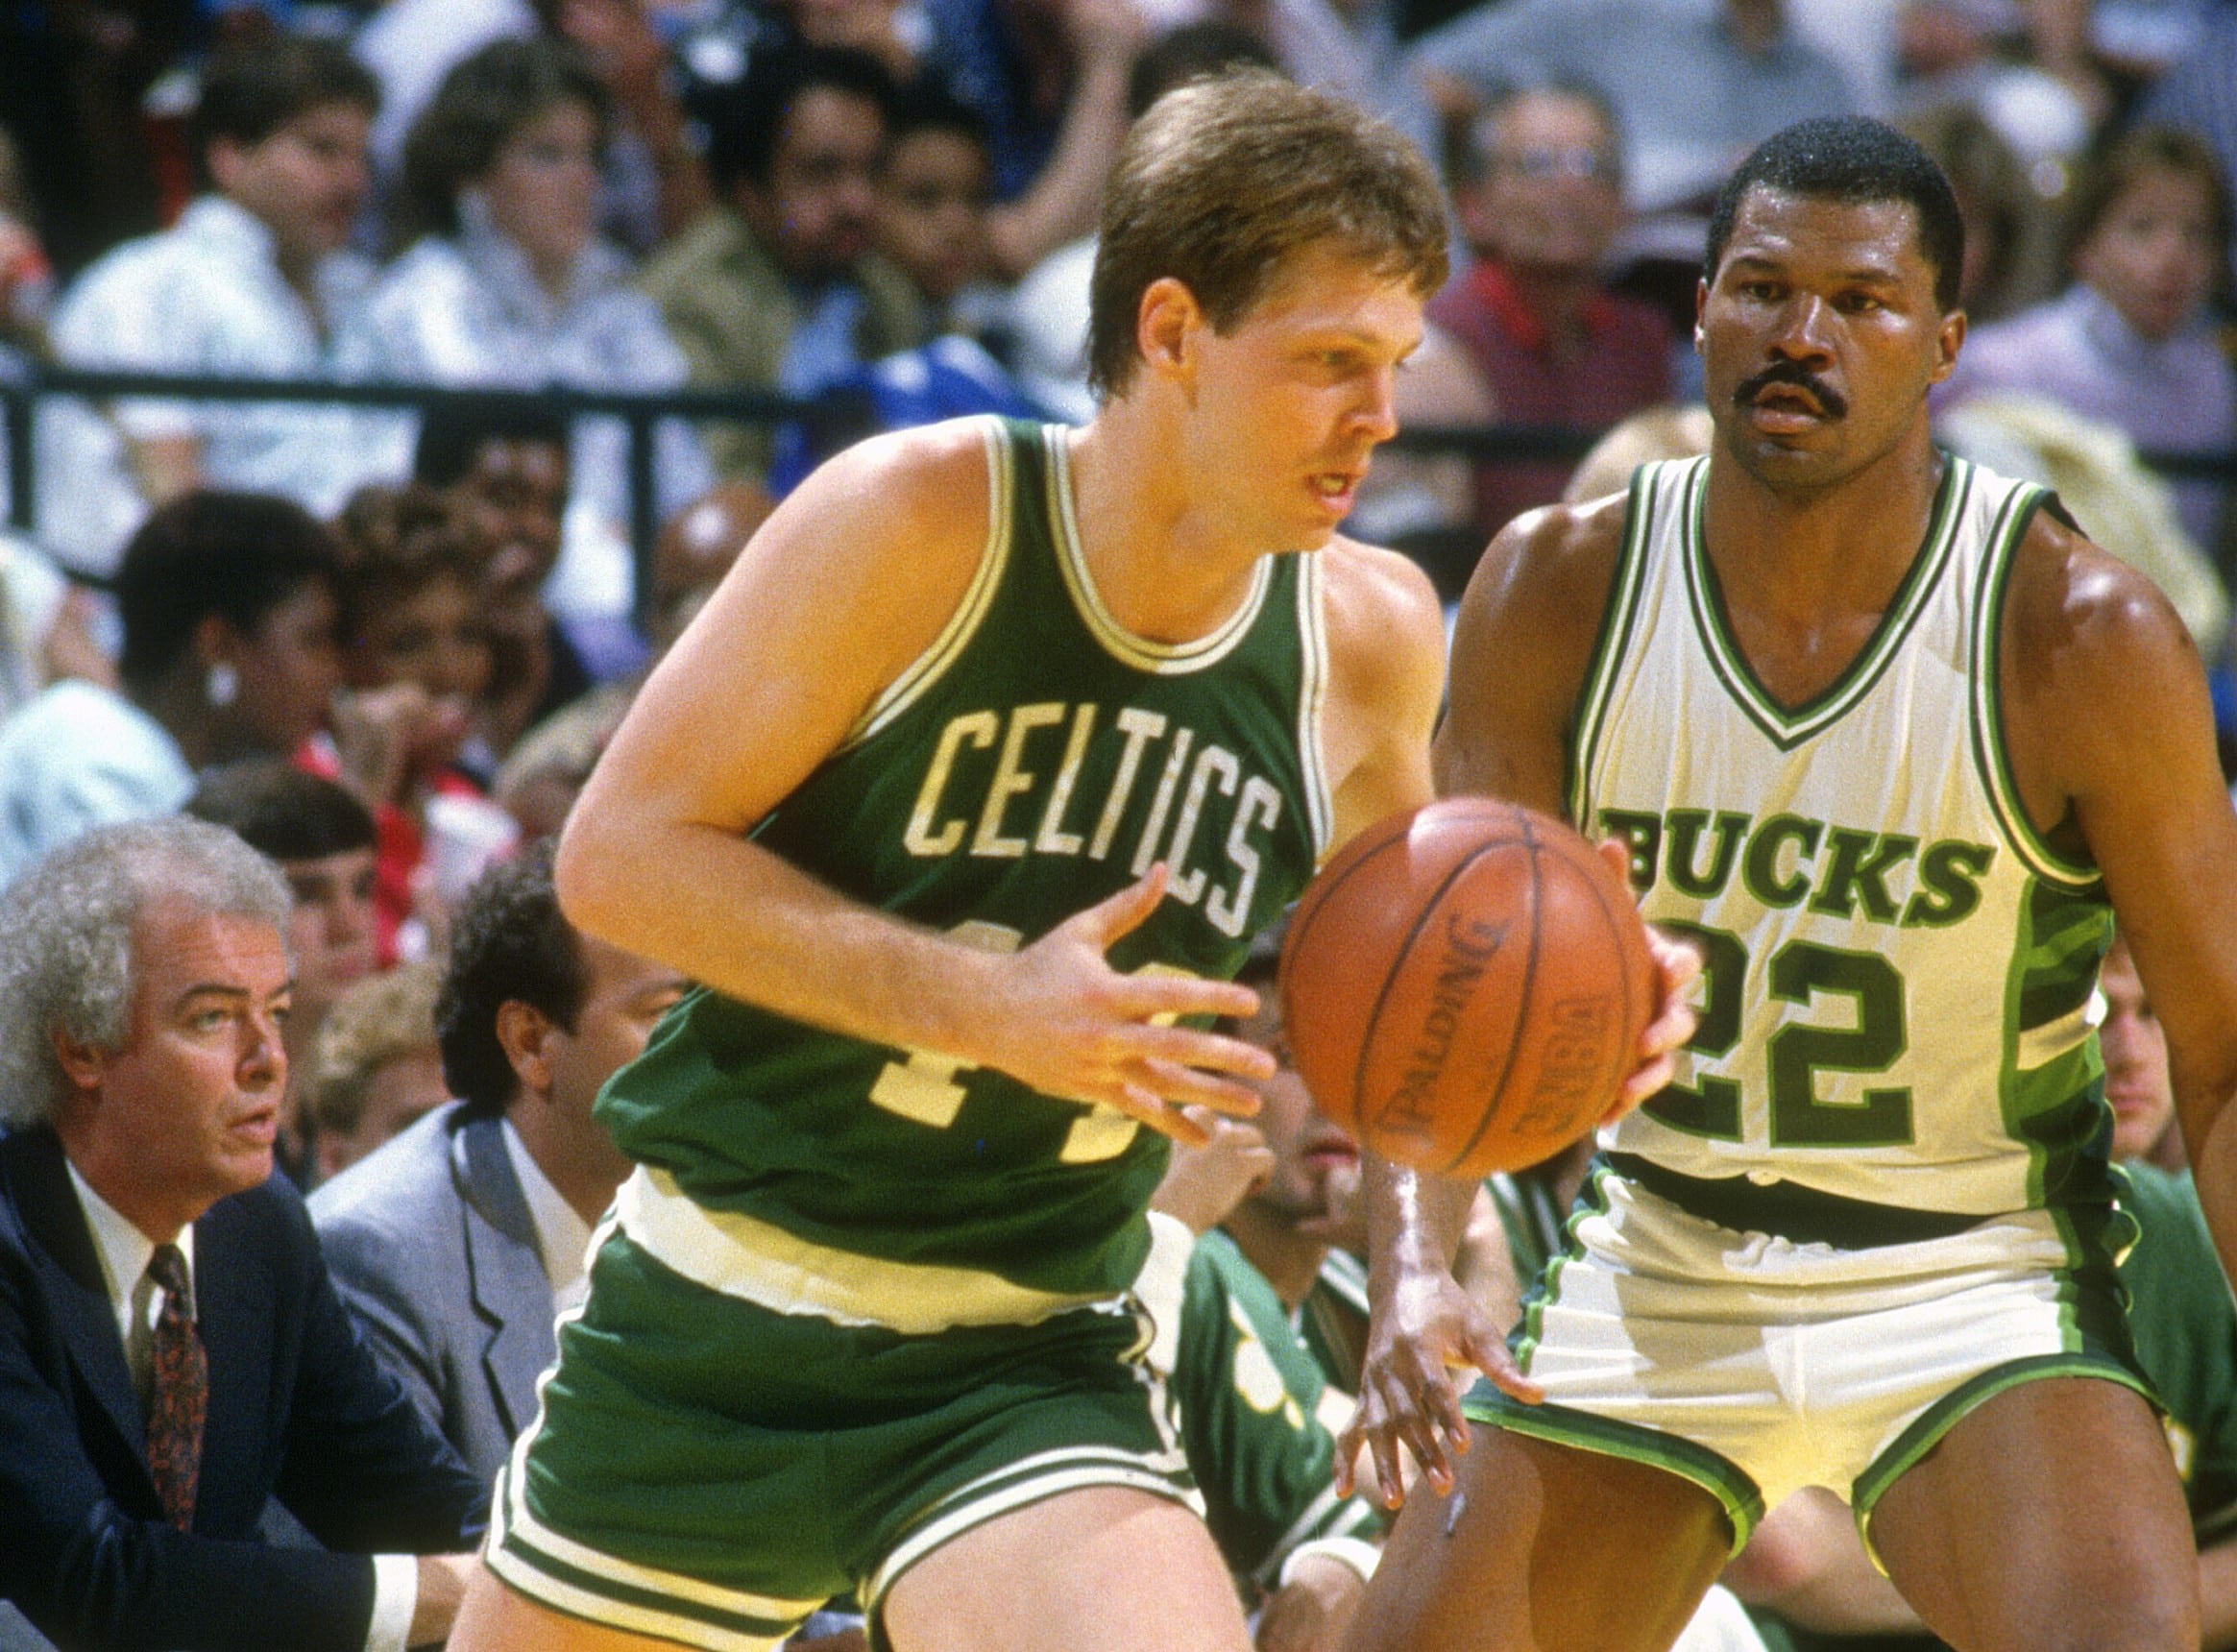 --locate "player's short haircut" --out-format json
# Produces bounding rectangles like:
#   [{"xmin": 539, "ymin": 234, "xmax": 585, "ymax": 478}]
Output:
[
  {"xmin": 113, "ymin": 491, "xmax": 340, "ymax": 693},
  {"xmin": 697, "ymin": 42, "xmax": 894, "ymax": 194},
  {"xmin": 2065, "ymin": 125, "xmax": 2231, "ymax": 284},
  {"xmin": 436, "ymin": 839, "xmax": 591, "ymax": 1117},
  {"xmin": 1087, "ymin": 71, "xmax": 1449, "ymax": 401},
  {"xmin": 1706, "ymin": 116, "xmax": 1965, "ymax": 313},
  {"xmin": 310, "ymin": 960, "xmax": 444, "ymax": 1138},
  {"xmin": 412, "ymin": 394, "xmax": 573, "ymax": 489},
  {"xmin": 186, "ymin": 758, "xmax": 379, "ymax": 862},
  {"xmin": 192, "ymin": 36, "xmax": 380, "ymax": 179}
]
